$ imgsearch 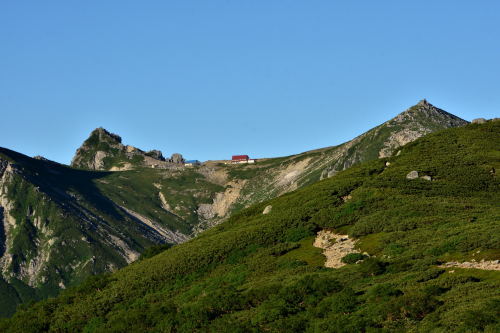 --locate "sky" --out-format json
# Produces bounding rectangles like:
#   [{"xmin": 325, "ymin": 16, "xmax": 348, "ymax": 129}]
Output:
[{"xmin": 1, "ymin": 1, "xmax": 499, "ymax": 164}]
